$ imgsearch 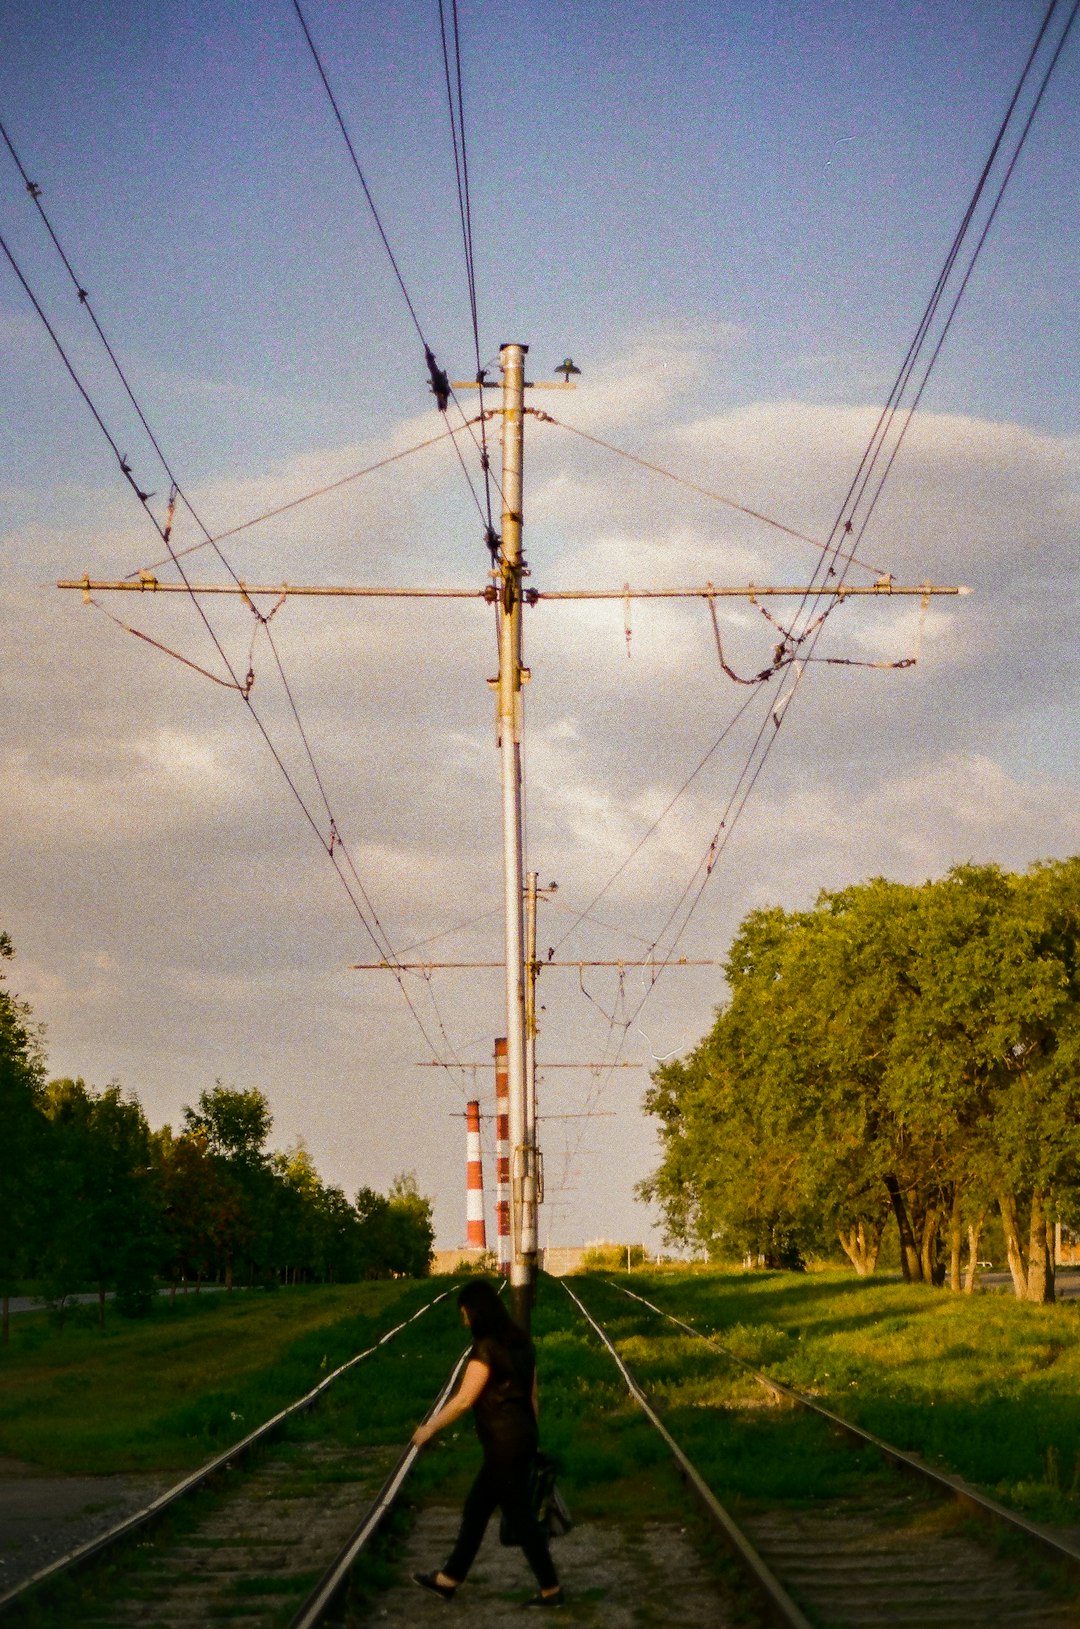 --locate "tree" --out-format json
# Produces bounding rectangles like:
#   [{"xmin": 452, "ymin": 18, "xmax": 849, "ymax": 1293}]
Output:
[
  {"xmin": 386, "ymin": 1171, "xmax": 435, "ymax": 1277},
  {"xmin": 40, "ymin": 1079, "xmax": 160, "ymax": 1324},
  {"xmin": 354, "ymin": 1173, "xmax": 434, "ymax": 1278},
  {"xmin": 182, "ymin": 1083, "xmax": 273, "ymax": 1287},
  {"xmin": 641, "ymin": 859, "xmax": 1080, "ymax": 1299},
  {"xmin": 154, "ymin": 1126, "xmax": 232, "ymax": 1294},
  {"xmin": 183, "ymin": 1082, "xmax": 272, "ymax": 1164},
  {"xmin": 0, "ymin": 934, "xmax": 49, "ymax": 1344}
]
